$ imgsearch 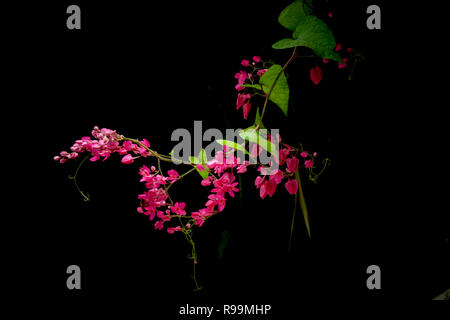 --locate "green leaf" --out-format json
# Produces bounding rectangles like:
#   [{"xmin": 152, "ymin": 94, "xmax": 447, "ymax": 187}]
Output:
[
  {"xmin": 295, "ymin": 170, "xmax": 311, "ymax": 238},
  {"xmin": 189, "ymin": 156, "xmax": 199, "ymax": 164},
  {"xmin": 272, "ymin": 38, "xmax": 303, "ymax": 50},
  {"xmin": 303, "ymin": 0, "xmax": 313, "ymax": 15},
  {"xmin": 242, "ymin": 83, "xmax": 262, "ymax": 90},
  {"xmin": 292, "ymin": 16, "xmax": 340, "ymax": 61},
  {"xmin": 273, "ymin": 16, "xmax": 342, "ymax": 63},
  {"xmin": 258, "ymin": 65, "xmax": 289, "ymax": 116},
  {"xmin": 239, "ymin": 126, "xmax": 278, "ymax": 161},
  {"xmin": 198, "ymin": 149, "xmax": 207, "ymax": 164},
  {"xmin": 278, "ymin": 0, "xmax": 308, "ymax": 31},
  {"xmin": 216, "ymin": 140, "xmax": 250, "ymax": 155},
  {"xmin": 254, "ymin": 108, "xmax": 266, "ymax": 129},
  {"xmin": 195, "ymin": 149, "xmax": 209, "ymax": 179}
]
